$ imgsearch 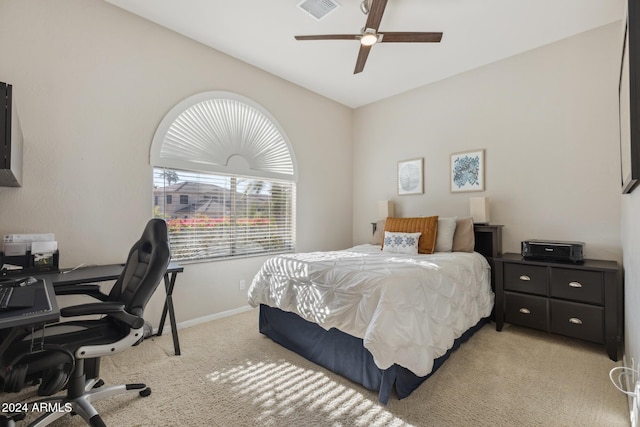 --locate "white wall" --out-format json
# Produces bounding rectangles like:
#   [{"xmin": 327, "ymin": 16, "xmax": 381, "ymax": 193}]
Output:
[
  {"xmin": 353, "ymin": 22, "xmax": 623, "ymax": 263},
  {"xmin": 622, "ymin": 190, "xmax": 640, "ymax": 372},
  {"xmin": 0, "ymin": 0, "xmax": 353, "ymax": 325}
]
